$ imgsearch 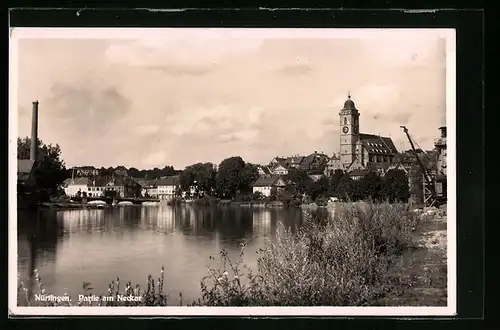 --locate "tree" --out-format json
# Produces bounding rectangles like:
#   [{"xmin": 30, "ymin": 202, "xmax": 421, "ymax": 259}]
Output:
[
  {"xmin": 179, "ymin": 162, "xmax": 216, "ymax": 198},
  {"xmin": 381, "ymin": 169, "xmax": 410, "ymax": 203},
  {"xmin": 269, "ymin": 187, "xmax": 278, "ymax": 201},
  {"xmin": 17, "ymin": 137, "xmax": 67, "ymax": 196},
  {"xmin": 336, "ymin": 173, "xmax": 356, "ymax": 201},
  {"xmin": 285, "ymin": 168, "xmax": 313, "ymax": 197},
  {"xmin": 238, "ymin": 163, "xmax": 259, "ymax": 194},
  {"xmin": 307, "ymin": 176, "xmax": 330, "ymax": 201},
  {"xmin": 328, "ymin": 169, "xmax": 344, "ymax": 197},
  {"xmin": 358, "ymin": 171, "xmax": 384, "ymax": 202},
  {"xmin": 128, "ymin": 167, "xmax": 140, "ymax": 178},
  {"xmin": 252, "ymin": 191, "xmax": 264, "ymax": 201},
  {"xmin": 215, "ymin": 157, "xmax": 246, "ymax": 198}
]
